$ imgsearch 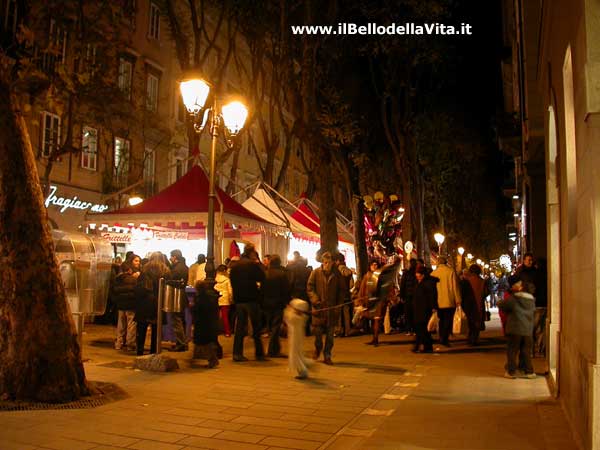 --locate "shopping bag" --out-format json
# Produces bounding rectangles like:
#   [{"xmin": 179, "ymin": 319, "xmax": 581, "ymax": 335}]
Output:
[
  {"xmin": 427, "ymin": 312, "xmax": 439, "ymax": 333},
  {"xmin": 453, "ymin": 306, "xmax": 467, "ymax": 335},
  {"xmin": 383, "ymin": 305, "xmax": 391, "ymax": 334}
]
